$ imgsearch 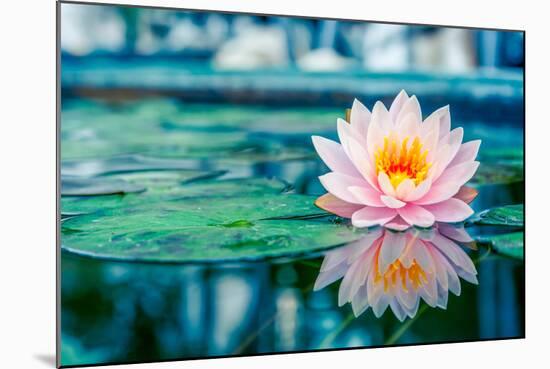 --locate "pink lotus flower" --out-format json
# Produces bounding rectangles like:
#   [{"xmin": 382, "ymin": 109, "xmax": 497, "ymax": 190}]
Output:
[
  {"xmin": 314, "ymin": 224, "xmax": 478, "ymax": 321},
  {"xmin": 312, "ymin": 90, "xmax": 480, "ymax": 230}
]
